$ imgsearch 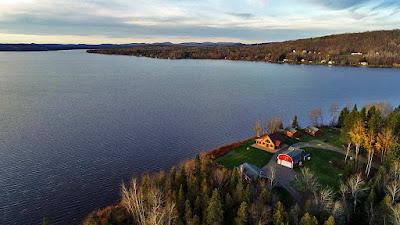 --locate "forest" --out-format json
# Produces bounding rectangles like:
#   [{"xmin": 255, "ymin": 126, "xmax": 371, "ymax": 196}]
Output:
[
  {"xmin": 88, "ymin": 30, "xmax": 400, "ymax": 68},
  {"xmin": 79, "ymin": 102, "xmax": 400, "ymax": 225}
]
